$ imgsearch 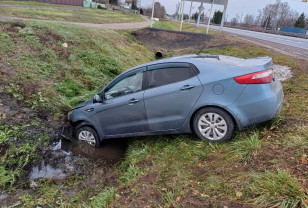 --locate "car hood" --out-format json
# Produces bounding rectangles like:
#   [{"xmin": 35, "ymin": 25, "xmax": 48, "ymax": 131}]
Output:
[{"xmin": 71, "ymin": 99, "xmax": 92, "ymax": 110}]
